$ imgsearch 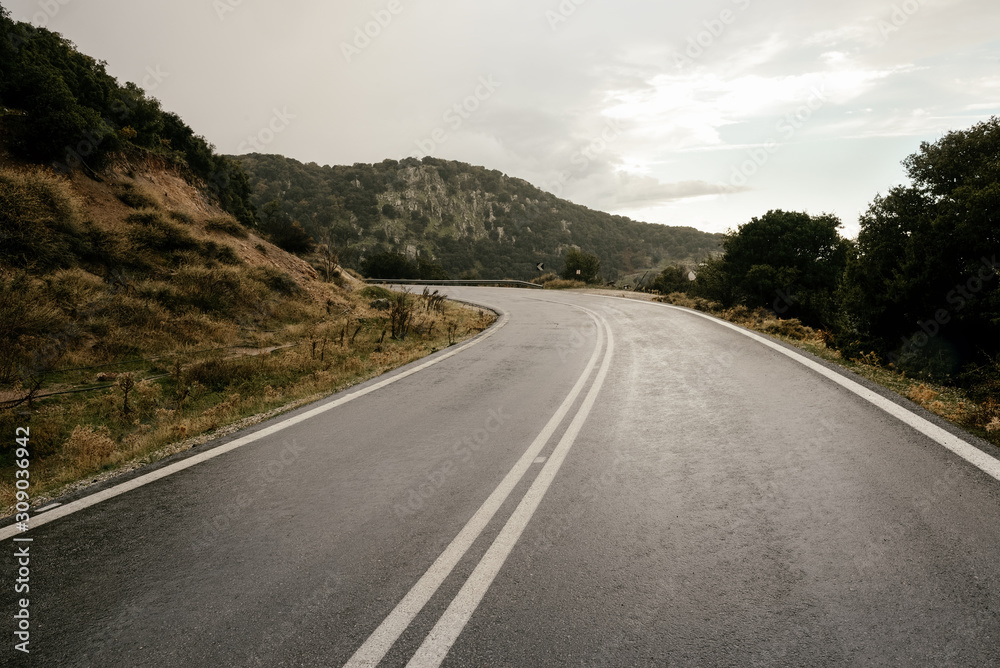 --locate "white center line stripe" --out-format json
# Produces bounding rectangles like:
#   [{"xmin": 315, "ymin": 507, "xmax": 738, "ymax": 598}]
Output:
[
  {"xmin": 343, "ymin": 308, "xmax": 606, "ymax": 668},
  {"xmin": 404, "ymin": 306, "xmax": 615, "ymax": 667}
]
